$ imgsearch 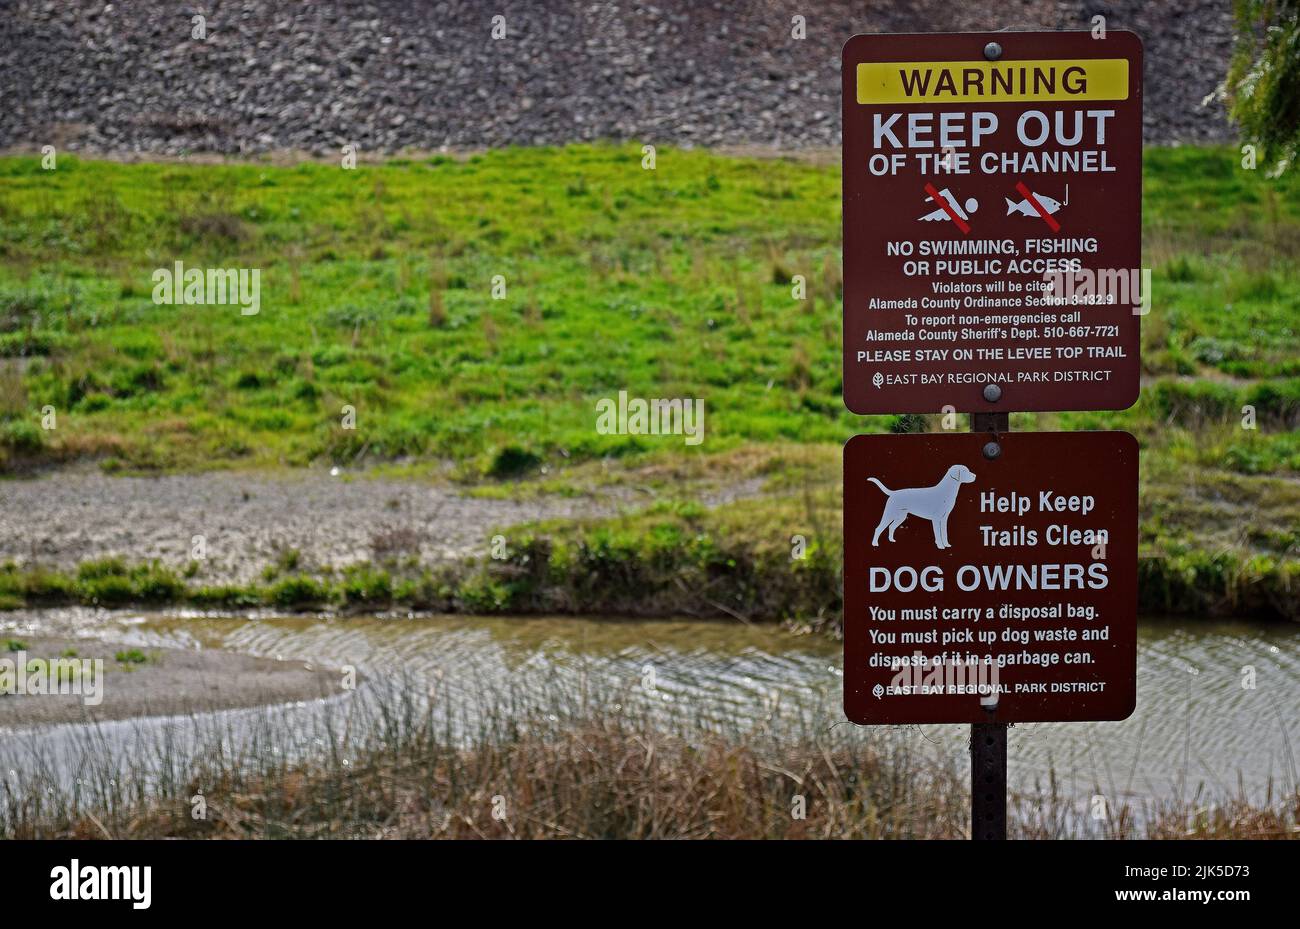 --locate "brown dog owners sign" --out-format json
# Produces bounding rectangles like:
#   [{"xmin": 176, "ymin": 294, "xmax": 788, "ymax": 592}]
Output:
[
  {"xmin": 843, "ymin": 432, "xmax": 1137, "ymax": 724},
  {"xmin": 842, "ymin": 31, "xmax": 1143, "ymax": 414}
]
